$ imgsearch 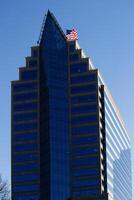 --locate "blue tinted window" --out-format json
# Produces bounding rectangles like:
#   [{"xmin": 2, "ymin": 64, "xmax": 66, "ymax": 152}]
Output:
[
  {"xmin": 21, "ymin": 70, "xmax": 37, "ymax": 81},
  {"xmin": 70, "ymin": 63, "xmax": 87, "ymax": 74},
  {"xmin": 14, "ymin": 102, "xmax": 37, "ymax": 112},
  {"xmin": 13, "ymin": 185, "xmax": 39, "ymax": 192},
  {"xmin": 13, "ymin": 163, "xmax": 39, "ymax": 173},
  {"xmin": 71, "ymin": 74, "xmax": 96, "ymax": 84},
  {"xmin": 73, "ymin": 168, "xmax": 99, "ymax": 177},
  {"xmin": 13, "ymin": 174, "xmax": 39, "ymax": 182},
  {"xmin": 71, "ymin": 84, "xmax": 96, "ymax": 94},
  {"xmin": 72, "ymin": 125, "xmax": 98, "ymax": 135},
  {"xmin": 13, "ymin": 82, "xmax": 37, "ymax": 92},
  {"xmin": 13, "ymin": 132, "xmax": 38, "ymax": 142},
  {"xmin": 13, "ymin": 112, "xmax": 37, "ymax": 122},
  {"xmin": 73, "ymin": 146, "xmax": 98, "ymax": 156},
  {"xmin": 70, "ymin": 54, "xmax": 79, "ymax": 62},
  {"xmin": 14, "ymin": 153, "xmax": 38, "ymax": 162},
  {"xmin": 73, "ymin": 178, "xmax": 99, "ymax": 187},
  {"xmin": 73, "ymin": 189, "xmax": 98, "ymax": 196},
  {"xmin": 29, "ymin": 60, "xmax": 37, "ymax": 68},
  {"xmin": 14, "ymin": 143, "xmax": 38, "ymax": 152},
  {"xmin": 14, "ymin": 195, "xmax": 39, "ymax": 200},
  {"xmin": 71, "ymin": 93, "xmax": 96, "ymax": 104},
  {"xmin": 73, "ymin": 157, "xmax": 98, "ymax": 166},
  {"xmin": 14, "ymin": 92, "xmax": 37, "ymax": 102},
  {"xmin": 71, "ymin": 115, "xmax": 97, "ymax": 125},
  {"xmin": 69, "ymin": 44, "xmax": 75, "ymax": 52},
  {"xmin": 13, "ymin": 122, "xmax": 37, "ymax": 132},
  {"xmin": 71, "ymin": 104, "xmax": 97, "ymax": 114},
  {"xmin": 72, "ymin": 135, "xmax": 98, "ymax": 145}
]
